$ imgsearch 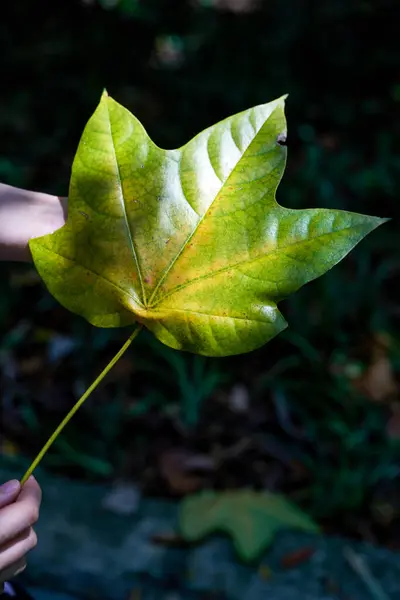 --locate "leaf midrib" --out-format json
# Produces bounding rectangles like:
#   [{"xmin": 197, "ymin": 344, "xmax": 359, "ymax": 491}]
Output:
[
  {"xmin": 106, "ymin": 100, "xmax": 147, "ymax": 305},
  {"xmin": 145, "ymin": 307, "xmax": 278, "ymax": 323}
]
